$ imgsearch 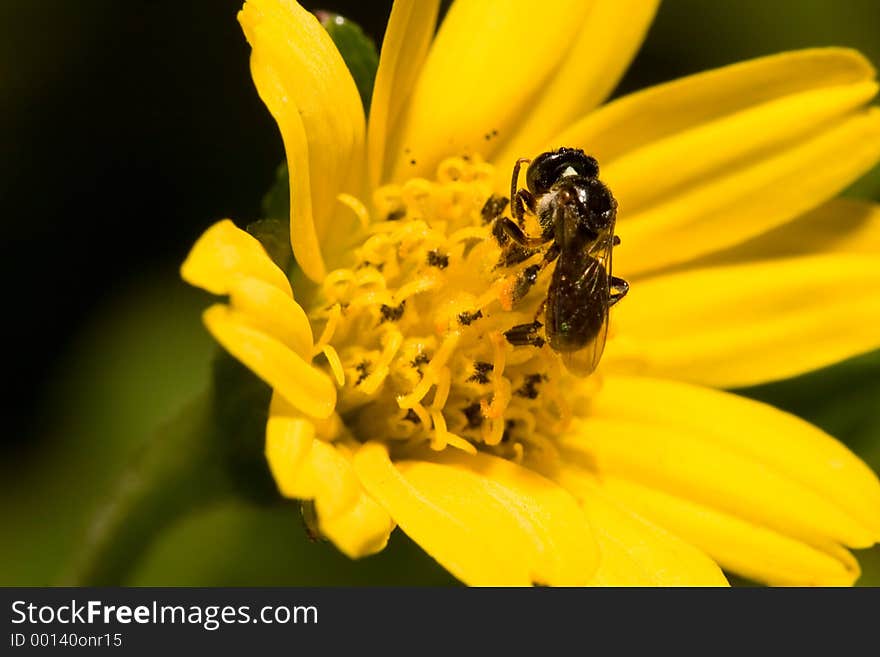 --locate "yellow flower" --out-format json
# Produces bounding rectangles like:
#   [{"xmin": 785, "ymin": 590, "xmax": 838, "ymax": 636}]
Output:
[{"xmin": 182, "ymin": 0, "xmax": 880, "ymax": 586}]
